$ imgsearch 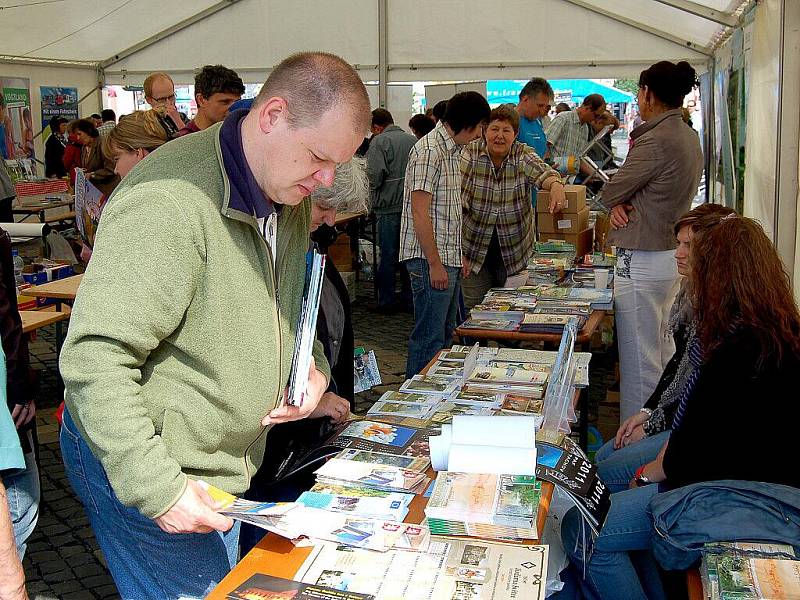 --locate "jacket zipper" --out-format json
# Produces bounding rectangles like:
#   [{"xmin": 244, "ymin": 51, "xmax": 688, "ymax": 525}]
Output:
[{"xmin": 243, "ymin": 214, "xmax": 283, "ymax": 484}]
